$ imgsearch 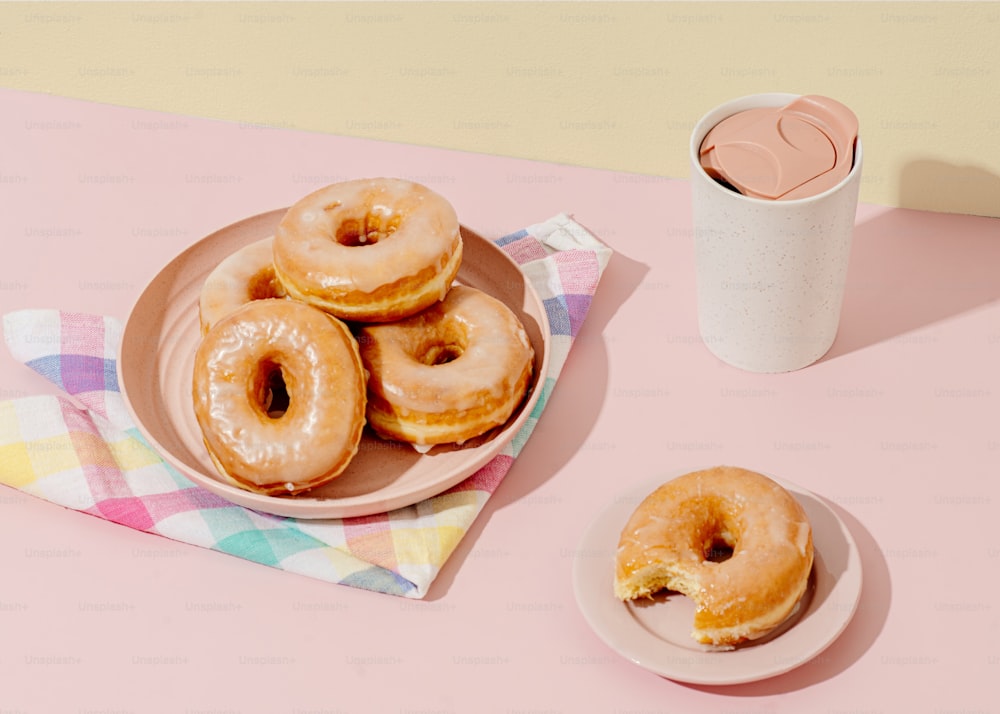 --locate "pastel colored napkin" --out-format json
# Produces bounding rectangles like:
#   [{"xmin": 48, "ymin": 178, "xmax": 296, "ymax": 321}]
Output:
[{"xmin": 0, "ymin": 214, "xmax": 611, "ymax": 598}]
